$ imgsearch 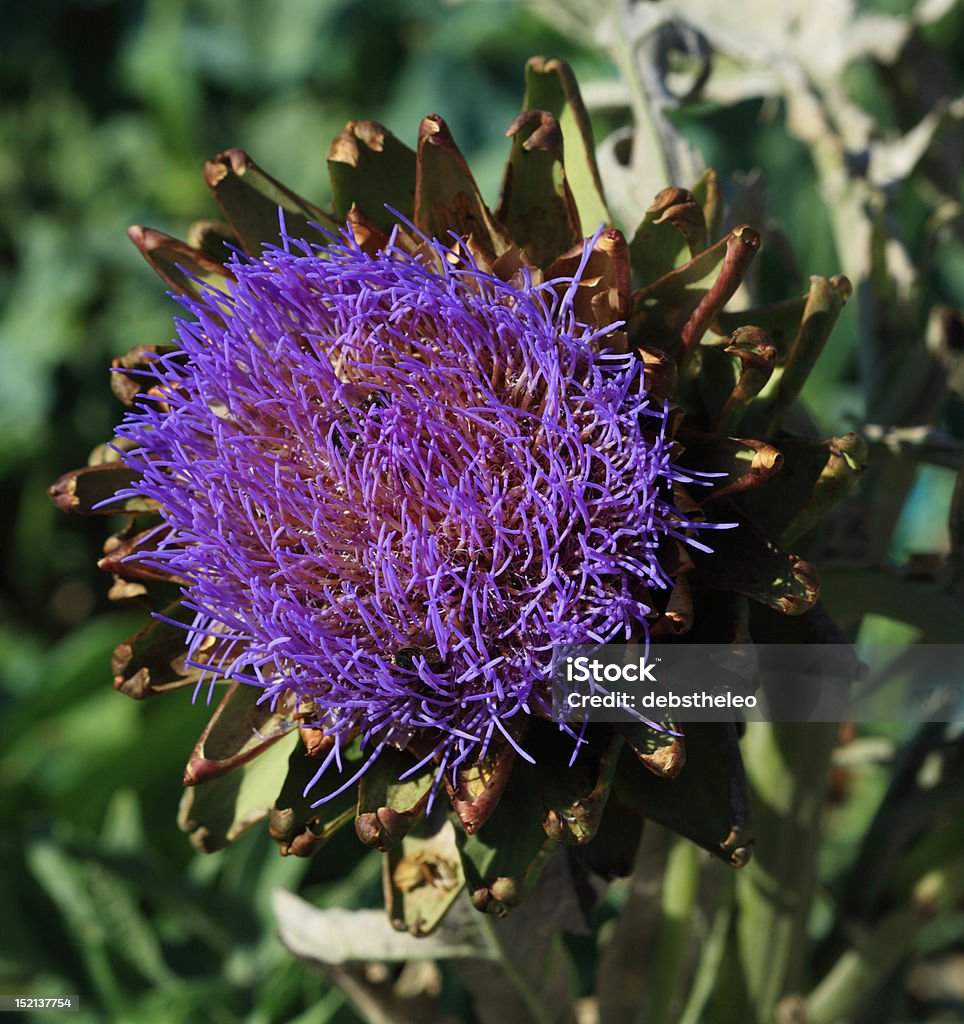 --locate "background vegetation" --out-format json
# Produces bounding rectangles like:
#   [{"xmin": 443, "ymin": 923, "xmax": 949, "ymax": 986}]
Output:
[{"xmin": 1, "ymin": 1, "xmax": 961, "ymax": 1022}]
